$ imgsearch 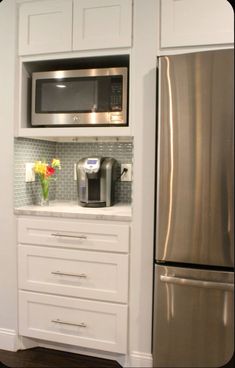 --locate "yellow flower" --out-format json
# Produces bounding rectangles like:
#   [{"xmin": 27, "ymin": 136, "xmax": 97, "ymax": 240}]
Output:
[
  {"xmin": 34, "ymin": 161, "xmax": 47, "ymax": 176},
  {"xmin": 51, "ymin": 158, "xmax": 61, "ymax": 169}
]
